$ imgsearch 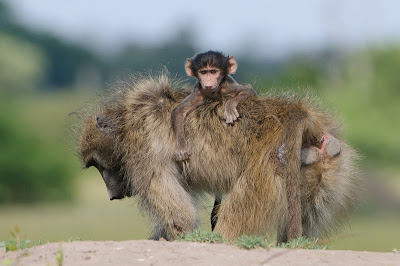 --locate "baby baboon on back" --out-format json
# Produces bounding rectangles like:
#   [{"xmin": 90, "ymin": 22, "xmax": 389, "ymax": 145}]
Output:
[
  {"xmin": 172, "ymin": 51, "xmax": 256, "ymax": 161},
  {"xmin": 77, "ymin": 73, "xmax": 360, "ymax": 242}
]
